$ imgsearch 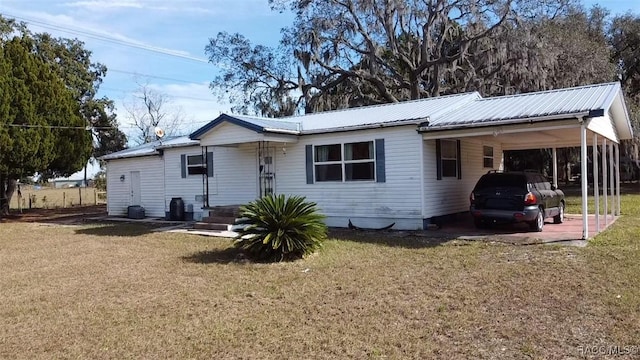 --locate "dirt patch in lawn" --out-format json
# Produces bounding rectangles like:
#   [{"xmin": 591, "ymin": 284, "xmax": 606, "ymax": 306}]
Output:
[
  {"xmin": 1, "ymin": 219, "xmax": 639, "ymax": 359},
  {"xmin": 0, "ymin": 205, "xmax": 106, "ymax": 225}
]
